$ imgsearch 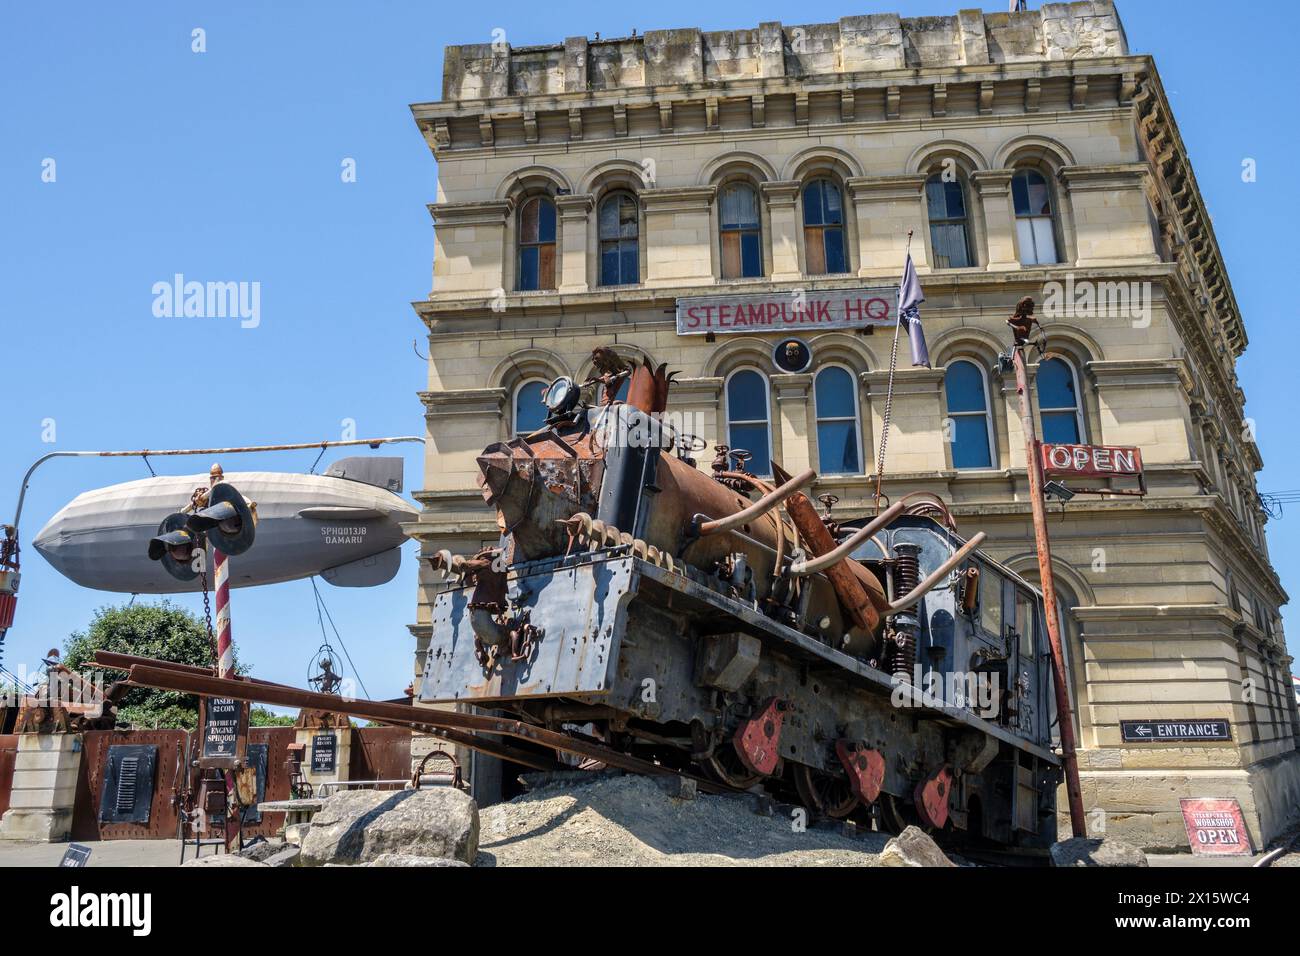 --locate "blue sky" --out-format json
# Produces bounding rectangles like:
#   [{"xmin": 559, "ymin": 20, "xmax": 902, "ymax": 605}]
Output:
[{"xmin": 1, "ymin": 0, "xmax": 1297, "ymax": 700}]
